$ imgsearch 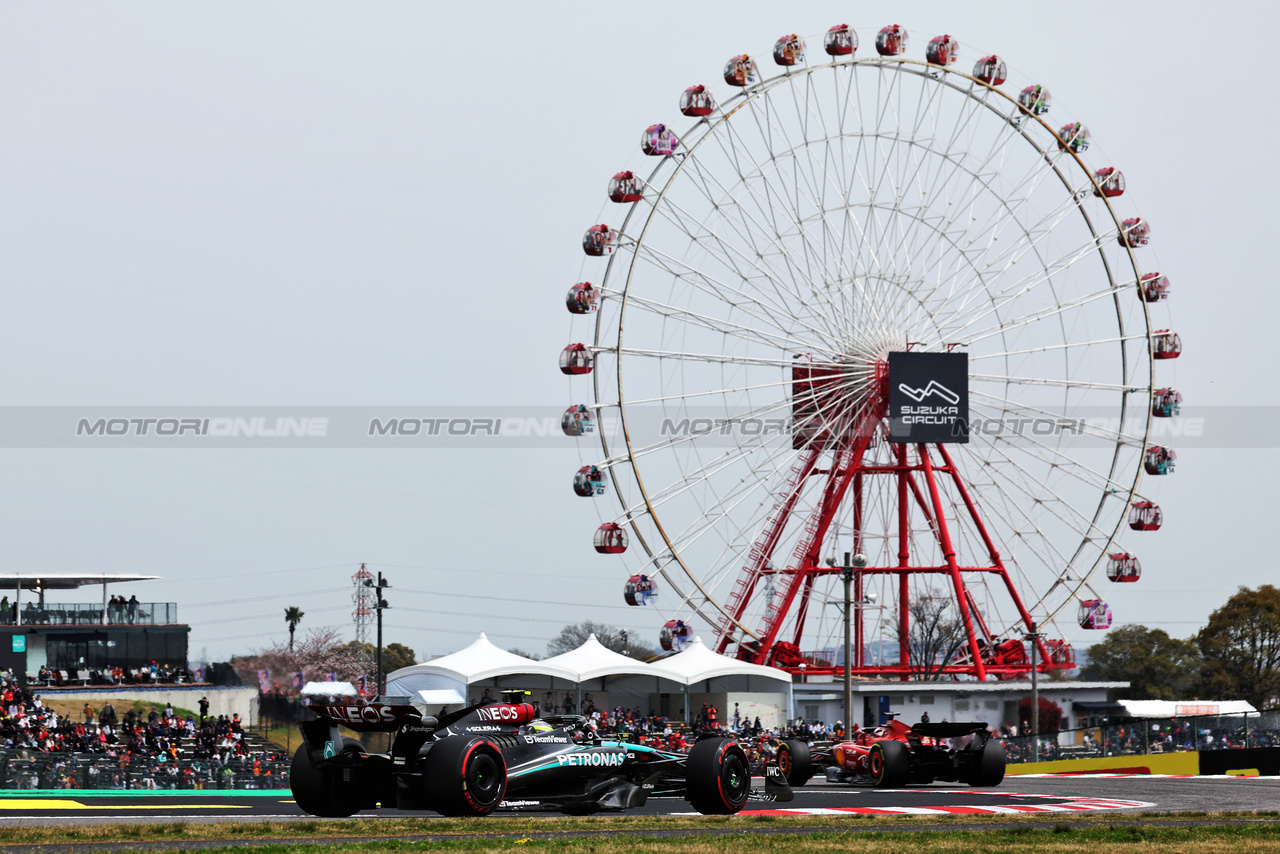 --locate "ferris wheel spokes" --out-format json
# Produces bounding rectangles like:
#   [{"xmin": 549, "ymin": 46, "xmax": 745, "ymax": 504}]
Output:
[{"xmin": 640, "ymin": 193, "xmax": 854, "ymax": 343}]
